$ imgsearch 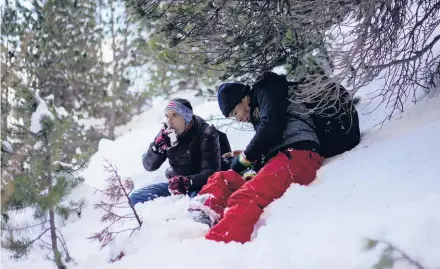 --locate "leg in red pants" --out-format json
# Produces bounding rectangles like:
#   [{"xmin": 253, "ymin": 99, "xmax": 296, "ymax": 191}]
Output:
[
  {"xmin": 188, "ymin": 170, "xmax": 246, "ymax": 225},
  {"xmin": 201, "ymin": 149, "xmax": 324, "ymax": 244}
]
